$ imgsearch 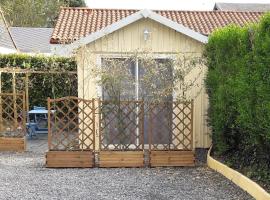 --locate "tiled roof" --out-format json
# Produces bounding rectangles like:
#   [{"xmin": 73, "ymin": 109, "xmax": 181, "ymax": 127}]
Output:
[
  {"xmin": 10, "ymin": 27, "xmax": 53, "ymax": 53},
  {"xmin": 0, "ymin": 24, "xmax": 16, "ymax": 51},
  {"xmin": 214, "ymin": 3, "xmax": 270, "ymax": 12},
  {"xmin": 0, "ymin": 10, "xmax": 17, "ymax": 51},
  {"xmin": 1, "ymin": 9, "xmax": 52, "ymax": 54},
  {"xmin": 50, "ymin": 7, "xmax": 263, "ymax": 44}
]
